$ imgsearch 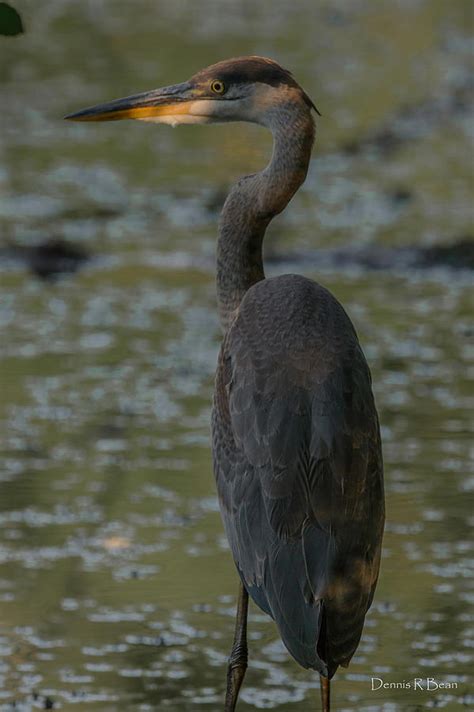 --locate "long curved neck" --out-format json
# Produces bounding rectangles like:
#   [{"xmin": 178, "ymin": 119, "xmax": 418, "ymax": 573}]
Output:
[{"xmin": 216, "ymin": 102, "xmax": 315, "ymax": 332}]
